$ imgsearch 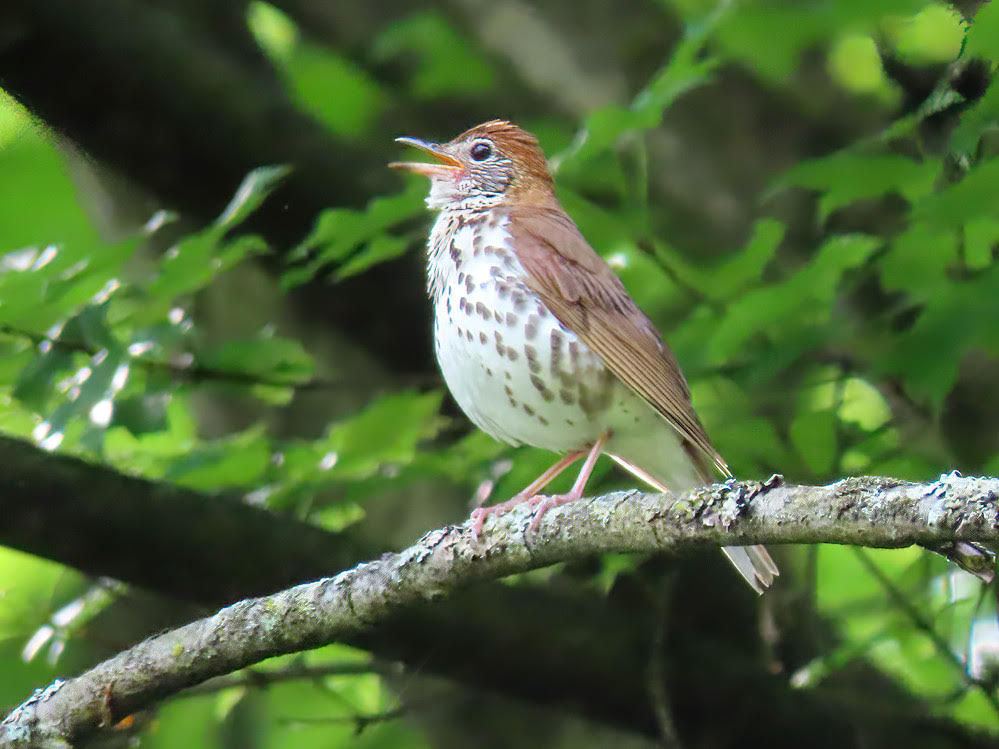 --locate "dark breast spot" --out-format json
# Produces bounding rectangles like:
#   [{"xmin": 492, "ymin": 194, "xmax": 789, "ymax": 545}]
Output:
[
  {"xmin": 524, "ymin": 345, "xmax": 540, "ymax": 373},
  {"xmin": 475, "ymin": 301, "xmax": 489, "ymax": 319},
  {"xmin": 506, "ymin": 311, "xmax": 518, "ymax": 326},
  {"xmin": 530, "ymin": 374, "xmax": 555, "ymax": 402},
  {"xmin": 479, "ymin": 332, "xmax": 487, "ymax": 345},
  {"xmin": 550, "ymin": 330, "xmax": 564, "ymax": 373},
  {"xmin": 504, "ymin": 384, "xmax": 516, "ymax": 406},
  {"xmin": 524, "ymin": 315, "xmax": 538, "ymax": 340}
]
